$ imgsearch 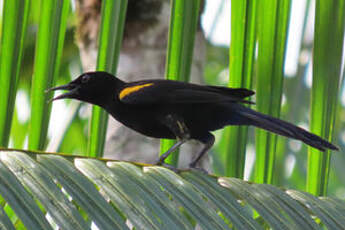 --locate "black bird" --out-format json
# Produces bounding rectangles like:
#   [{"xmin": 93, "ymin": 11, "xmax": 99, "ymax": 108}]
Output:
[{"xmin": 47, "ymin": 71, "xmax": 338, "ymax": 168}]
